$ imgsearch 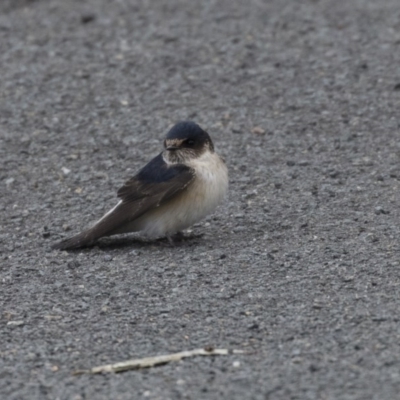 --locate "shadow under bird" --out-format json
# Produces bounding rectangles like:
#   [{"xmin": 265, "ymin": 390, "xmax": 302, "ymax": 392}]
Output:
[{"xmin": 53, "ymin": 121, "xmax": 228, "ymax": 250}]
